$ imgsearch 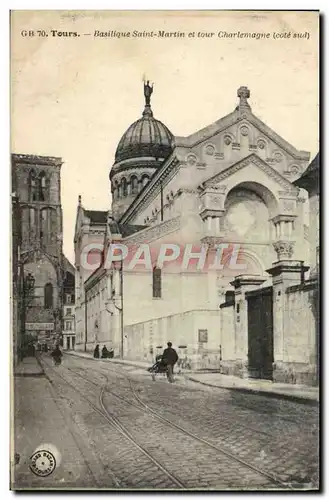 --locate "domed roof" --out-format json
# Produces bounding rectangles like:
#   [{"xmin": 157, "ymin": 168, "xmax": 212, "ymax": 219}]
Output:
[{"xmin": 114, "ymin": 82, "xmax": 174, "ymax": 164}]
